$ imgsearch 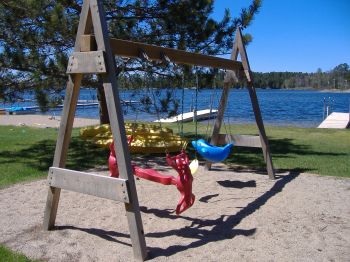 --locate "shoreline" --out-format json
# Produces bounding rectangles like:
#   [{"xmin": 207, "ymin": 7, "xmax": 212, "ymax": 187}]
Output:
[
  {"xmin": 0, "ymin": 114, "xmax": 343, "ymax": 129},
  {"xmin": 0, "ymin": 114, "xmax": 321, "ymax": 129},
  {"xmin": 254, "ymin": 87, "xmax": 350, "ymax": 93},
  {"xmin": 0, "ymin": 114, "xmax": 99, "ymax": 128}
]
